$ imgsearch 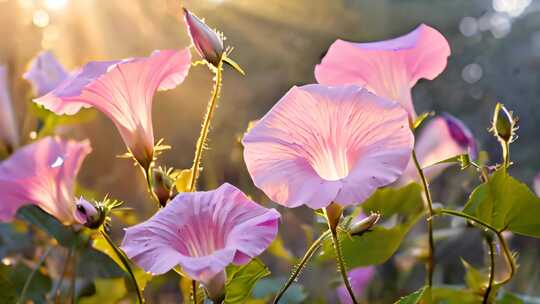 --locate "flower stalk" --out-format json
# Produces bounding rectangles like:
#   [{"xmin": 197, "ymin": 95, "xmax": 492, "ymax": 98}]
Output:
[
  {"xmin": 188, "ymin": 60, "xmax": 223, "ymax": 192},
  {"xmin": 436, "ymin": 209, "xmax": 516, "ymax": 286},
  {"xmin": 18, "ymin": 246, "xmax": 52, "ymax": 304},
  {"xmin": 324, "ymin": 203, "xmax": 358, "ymax": 304},
  {"xmin": 411, "ymin": 149, "xmax": 435, "ymax": 287},
  {"xmin": 273, "ymin": 230, "xmax": 332, "ymax": 303},
  {"xmin": 192, "ymin": 280, "xmax": 198, "ymax": 304},
  {"xmin": 53, "ymin": 243, "xmax": 75, "ymax": 302},
  {"xmin": 483, "ymin": 234, "xmax": 496, "ymax": 304},
  {"xmin": 101, "ymin": 231, "xmax": 144, "ymax": 303}
]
